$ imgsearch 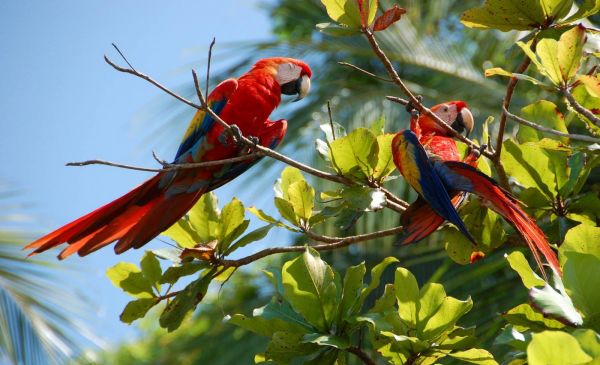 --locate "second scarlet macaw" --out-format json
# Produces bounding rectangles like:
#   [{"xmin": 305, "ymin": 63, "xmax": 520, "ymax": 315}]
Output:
[
  {"xmin": 397, "ymin": 101, "xmax": 476, "ymax": 245},
  {"xmin": 25, "ymin": 57, "xmax": 312, "ymax": 259},
  {"xmin": 392, "ymin": 127, "xmax": 561, "ymax": 277}
]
